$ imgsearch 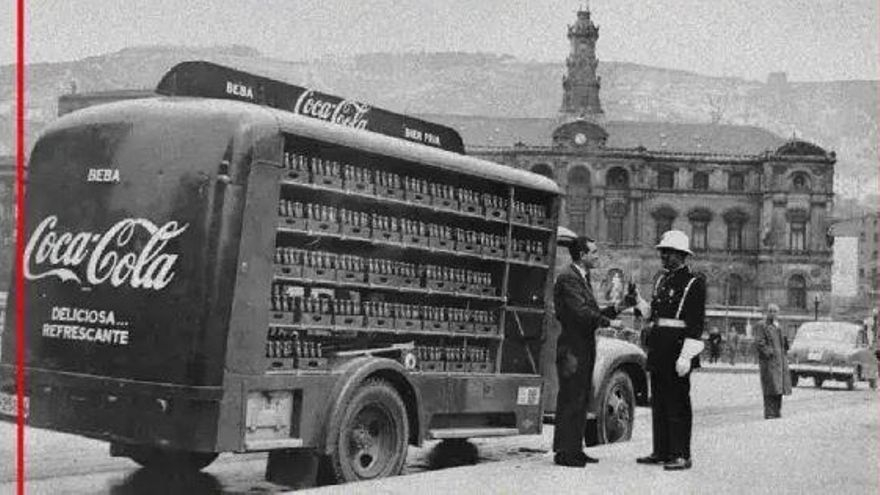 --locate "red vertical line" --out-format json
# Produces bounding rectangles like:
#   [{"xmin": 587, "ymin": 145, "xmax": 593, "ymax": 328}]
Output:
[{"xmin": 15, "ymin": 0, "xmax": 27, "ymax": 494}]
